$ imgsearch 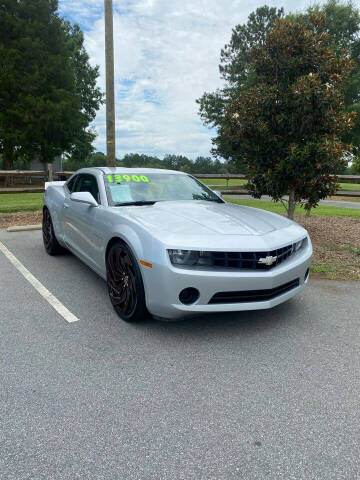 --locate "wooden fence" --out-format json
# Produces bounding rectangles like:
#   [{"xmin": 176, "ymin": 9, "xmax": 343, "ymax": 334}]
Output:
[{"xmin": 0, "ymin": 170, "xmax": 359, "ymax": 198}]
